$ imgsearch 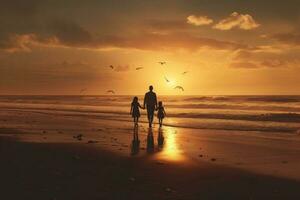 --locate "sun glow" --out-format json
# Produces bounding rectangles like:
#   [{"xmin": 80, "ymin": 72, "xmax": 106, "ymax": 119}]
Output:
[
  {"xmin": 166, "ymin": 78, "xmax": 177, "ymax": 88},
  {"xmin": 156, "ymin": 127, "xmax": 185, "ymax": 161}
]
